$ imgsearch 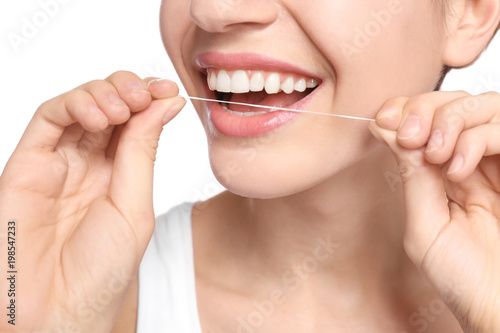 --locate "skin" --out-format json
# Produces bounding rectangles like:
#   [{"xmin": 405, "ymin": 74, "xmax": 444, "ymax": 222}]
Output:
[
  {"xmin": 162, "ymin": 0, "xmax": 500, "ymax": 331},
  {"xmin": 0, "ymin": 0, "xmax": 499, "ymax": 333},
  {"xmin": 165, "ymin": 0, "xmax": 444, "ymax": 199},
  {"xmin": 0, "ymin": 73, "xmax": 185, "ymax": 332}
]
